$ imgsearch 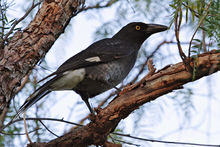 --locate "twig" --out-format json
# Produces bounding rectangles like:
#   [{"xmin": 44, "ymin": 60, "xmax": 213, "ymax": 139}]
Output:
[
  {"xmin": 1, "ymin": 117, "xmax": 82, "ymax": 132},
  {"xmin": 182, "ymin": 2, "xmax": 215, "ymax": 18},
  {"xmin": 0, "ymin": 3, "xmax": 5, "ymax": 41},
  {"xmin": 174, "ymin": 7, "xmax": 187, "ymax": 61},
  {"xmin": 136, "ymin": 58, "xmax": 156, "ymax": 85},
  {"xmin": 83, "ymin": 0, "xmax": 118, "ymax": 11},
  {"xmin": 182, "ymin": 2, "xmax": 200, "ymax": 18},
  {"xmin": 3, "ymin": 0, "xmax": 43, "ymax": 43},
  {"xmin": 174, "ymin": 7, "xmax": 194, "ymax": 72},
  {"xmin": 1, "ymin": 128, "xmax": 40, "ymax": 135},
  {"xmin": 39, "ymin": 120, "xmax": 60, "ymax": 138},
  {"xmin": 126, "ymin": 0, "xmax": 135, "ymax": 13},
  {"xmin": 16, "ymin": 71, "xmax": 31, "ymax": 93},
  {"xmin": 112, "ymin": 132, "xmax": 220, "ymax": 147},
  {"xmin": 0, "ymin": 0, "xmax": 6, "ymax": 49},
  {"xmin": 113, "ymin": 138, "xmax": 140, "ymax": 146},
  {"xmin": 23, "ymin": 111, "xmax": 33, "ymax": 144},
  {"xmin": 188, "ymin": 1, "xmax": 212, "ymax": 57}
]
